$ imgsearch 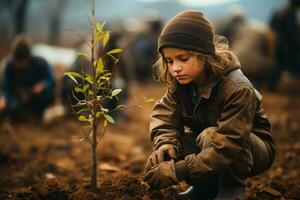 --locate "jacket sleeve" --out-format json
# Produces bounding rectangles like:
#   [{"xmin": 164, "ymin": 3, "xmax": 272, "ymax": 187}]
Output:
[
  {"xmin": 150, "ymin": 90, "xmax": 184, "ymax": 151},
  {"xmin": 39, "ymin": 58, "xmax": 55, "ymax": 90},
  {"xmin": 1, "ymin": 63, "xmax": 14, "ymax": 99},
  {"xmin": 175, "ymin": 86, "xmax": 258, "ymax": 181}
]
